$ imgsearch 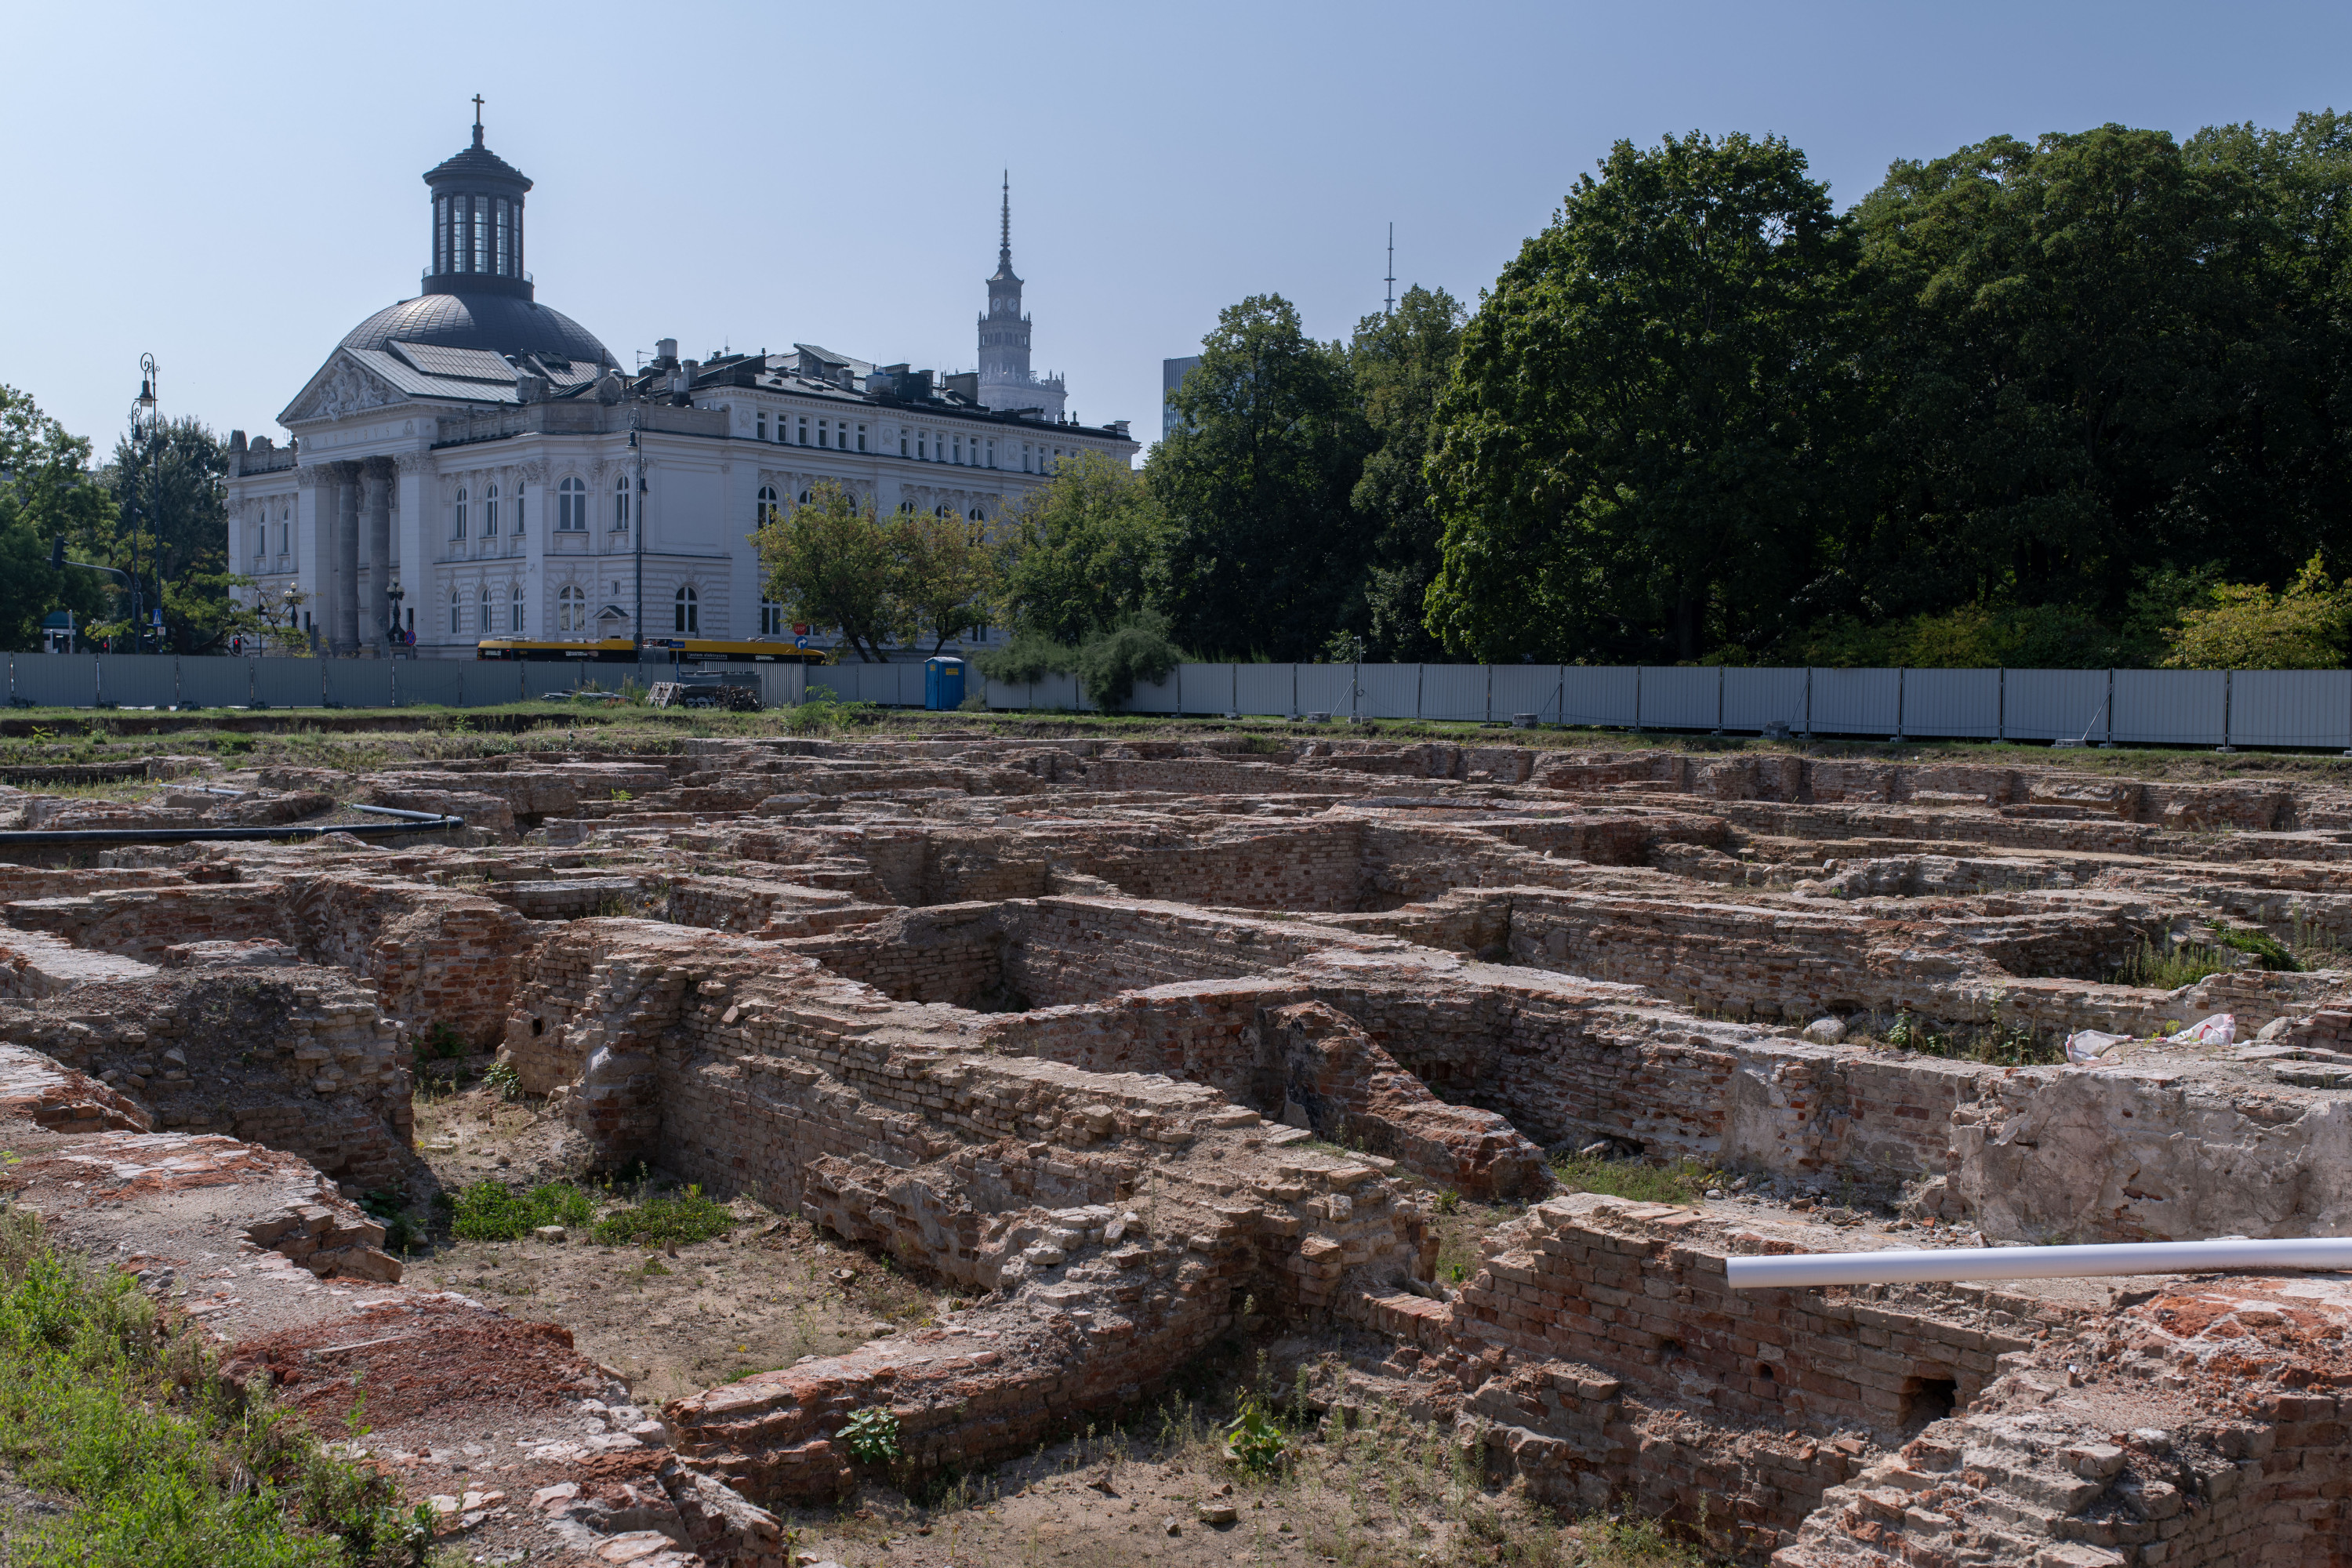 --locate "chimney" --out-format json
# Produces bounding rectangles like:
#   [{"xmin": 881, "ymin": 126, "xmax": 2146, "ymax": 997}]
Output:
[
  {"xmin": 656, "ymin": 337, "xmax": 678, "ymax": 364},
  {"xmin": 676, "ymin": 359, "xmax": 699, "ymax": 403}
]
